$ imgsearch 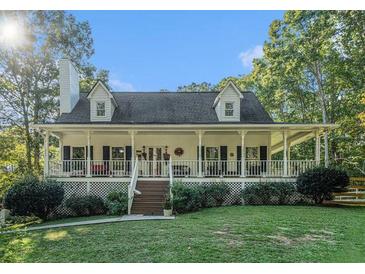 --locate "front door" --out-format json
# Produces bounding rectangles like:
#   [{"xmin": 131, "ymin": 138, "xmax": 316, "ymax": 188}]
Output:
[{"xmin": 145, "ymin": 147, "xmax": 163, "ymax": 176}]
